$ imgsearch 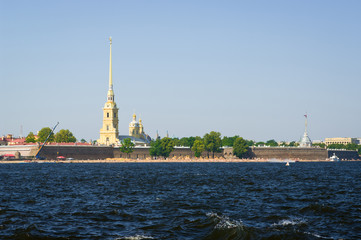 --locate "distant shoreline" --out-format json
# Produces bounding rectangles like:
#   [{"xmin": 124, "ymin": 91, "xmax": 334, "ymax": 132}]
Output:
[{"xmin": 1, "ymin": 158, "xmax": 360, "ymax": 164}]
